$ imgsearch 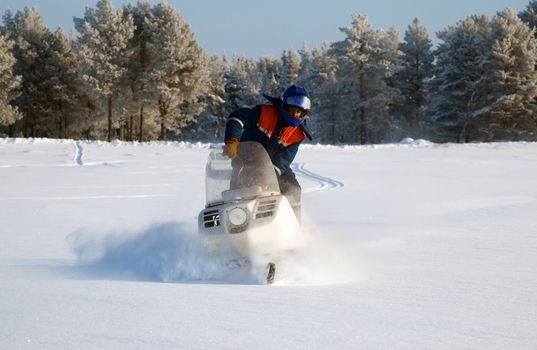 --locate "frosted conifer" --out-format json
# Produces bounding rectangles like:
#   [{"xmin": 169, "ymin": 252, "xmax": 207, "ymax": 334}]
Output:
[
  {"xmin": 225, "ymin": 55, "xmax": 260, "ymax": 110},
  {"xmin": 38, "ymin": 27, "xmax": 89, "ymax": 139},
  {"xmin": 307, "ymin": 44, "xmax": 339, "ymax": 143},
  {"xmin": 396, "ymin": 18, "xmax": 434, "ymax": 136},
  {"xmin": 183, "ymin": 55, "xmax": 228, "ymax": 142},
  {"xmin": 519, "ymin": 0, "xmax": 537, "ymax": 32},
  {"xmin": 74, "ymin": 0, "xmax": 135, "ymax": 141},
  {"xmin": 280, "ymin": 49, "xmax": 300, "ymax": 88},
  {"xmin": 331, "ymin": 14, "xmax": 401, "ymax": 144},
  {"xmin": 473, "ymin": 8, "xmax": 537, "ymax": 140},
  {"xmin": 2, "ymin": 7, "xmax": 54, "ymax": 137},
  {"xmin": 257, "ymin": 56, "xmax": 281, "ymax": 98},
  {"xmin": 296, "ymin": 42, "xmax": 313, "ymax": 89},
  {"xmin": 0, "ymin": 34, "xmax": 21, "ymax": 132},
  {"xmin": 427, "ymin": 16, "xmax": 490, "ymax": 142},
  {"xmin": 142, "ymin": 3, "xmax": 208, "ymax": 140}
]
